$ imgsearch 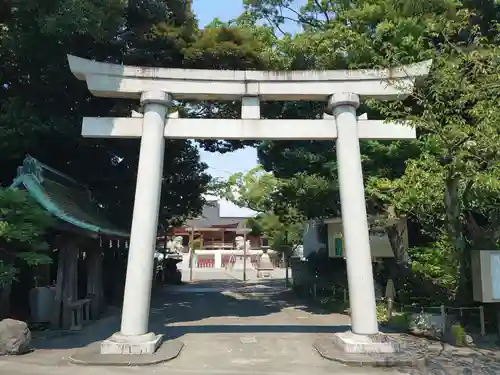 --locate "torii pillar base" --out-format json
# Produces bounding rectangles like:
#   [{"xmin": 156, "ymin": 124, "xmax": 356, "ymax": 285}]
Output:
[
  {"xmin": 69, "ymin": 335, "xmax": 184, "ymax": 366},
  {"xmin": 100, "ymin": 332, "xmax": 163, "ymax": 355},
  {"xmin": 313, "ymin": 332, "xmax": 426, "ymax": 368}
]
